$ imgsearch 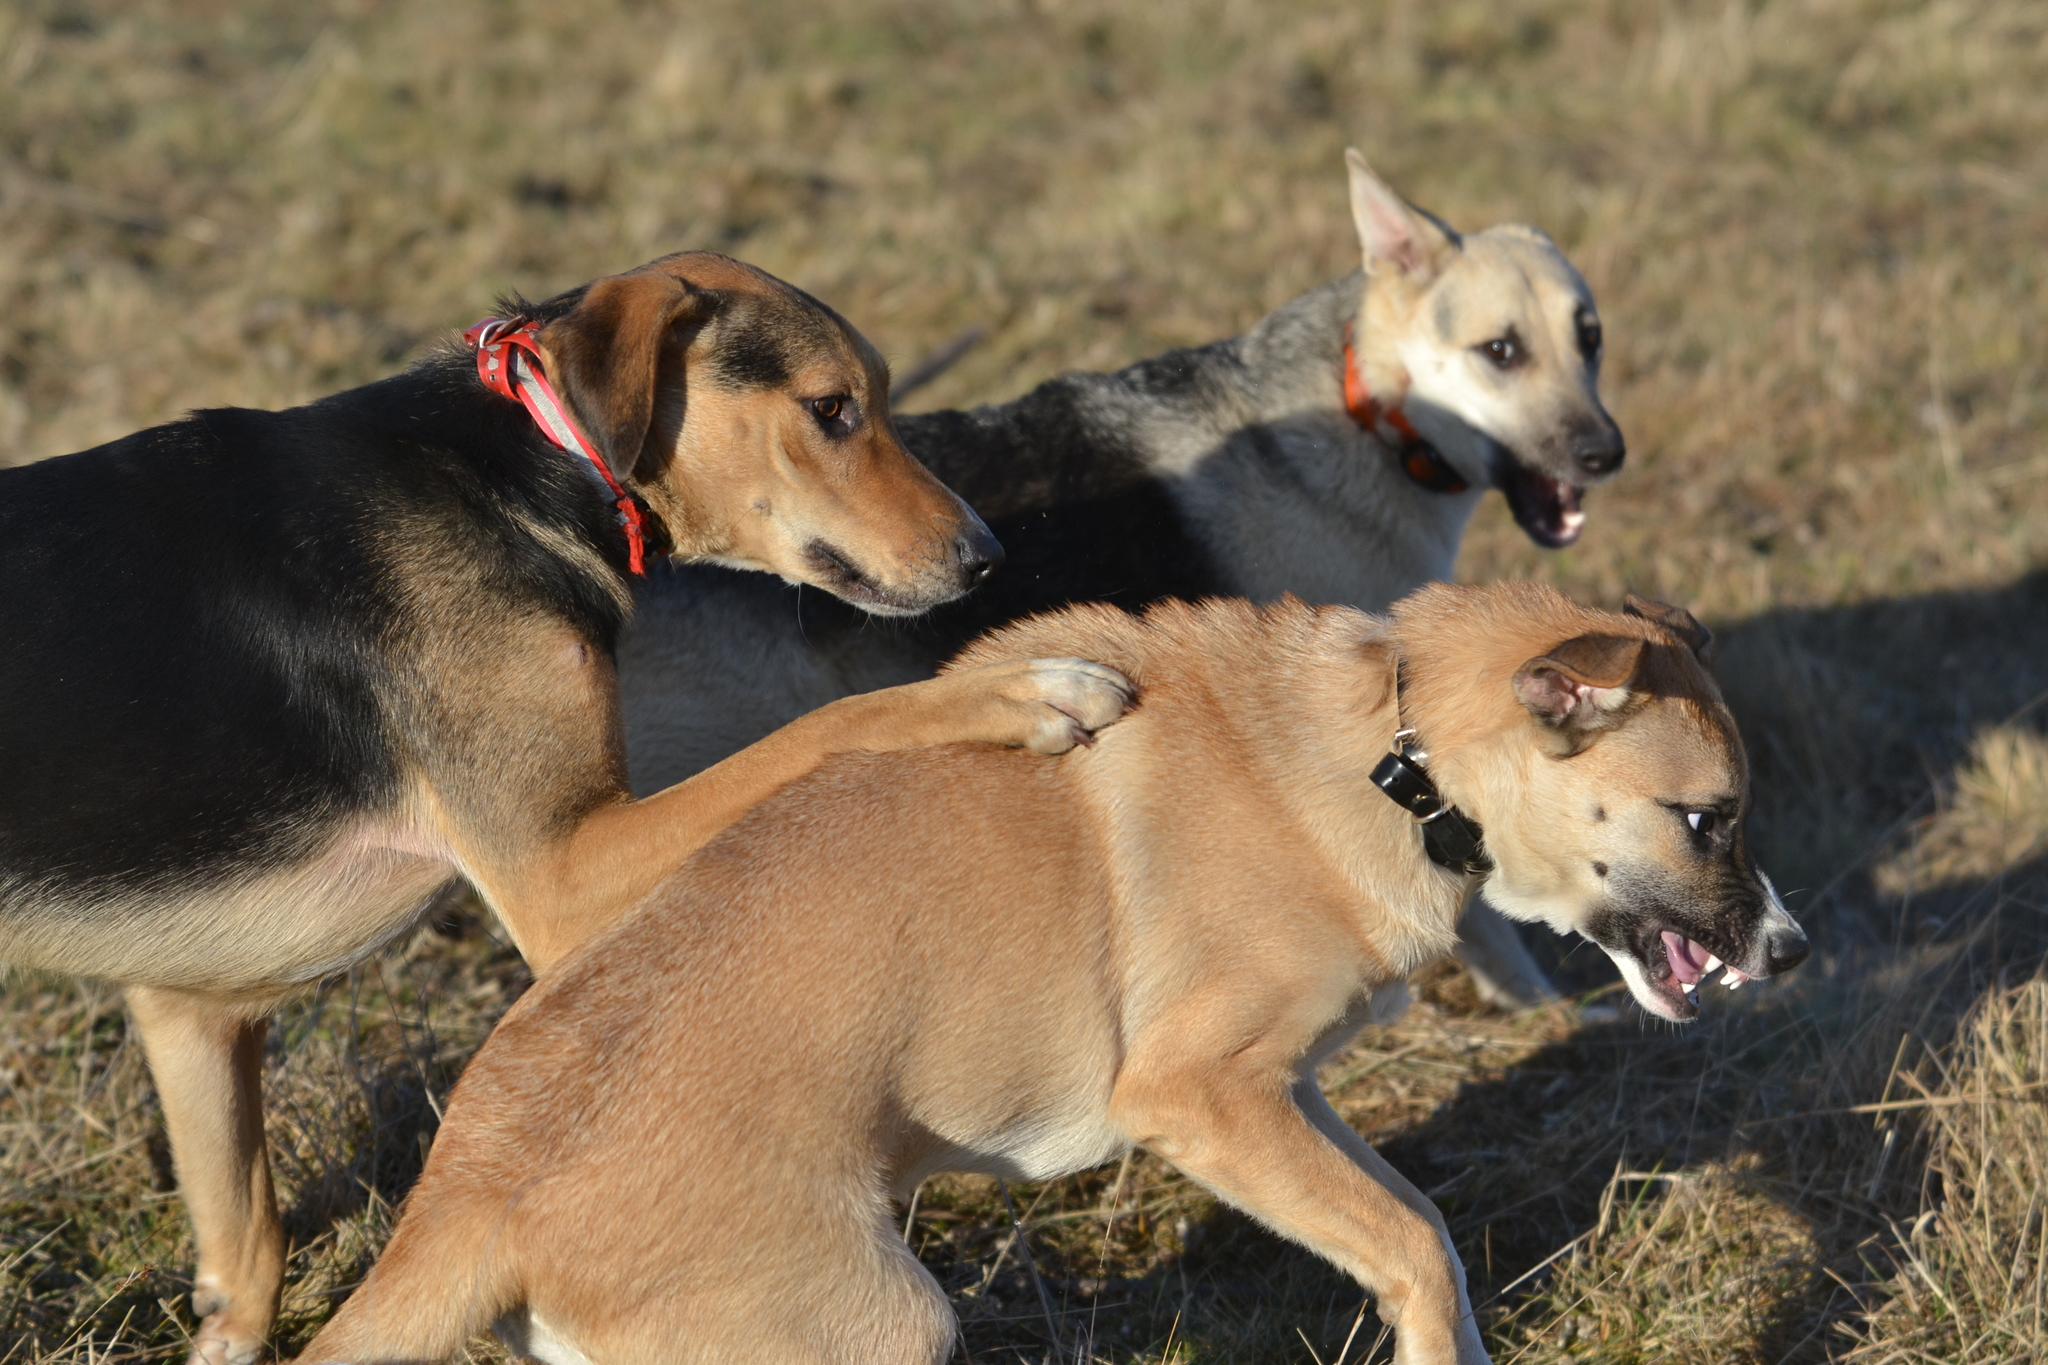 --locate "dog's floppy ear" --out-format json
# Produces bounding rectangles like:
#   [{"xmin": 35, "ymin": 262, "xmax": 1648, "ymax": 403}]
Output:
[
  {"xmin": 540, "ymin": 268, "xmax": 714, "ymax": 481},
  {"xmin": 1622, "ymin": 593, "xmax": 1714, "ymax": 663},
  {"xmin": 1345, "ymin": 148, "xmax": 1460, "ymax": 283},
  {"xmin": 1513, "ymin": 633, "xmax": 1644, "ymax": 746}
]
